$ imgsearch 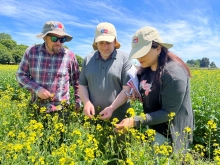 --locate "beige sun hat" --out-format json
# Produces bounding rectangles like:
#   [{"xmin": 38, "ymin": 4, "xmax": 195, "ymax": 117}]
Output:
[
  {"xmin": 129, "ymin": 26, "xmax": 173, "ymax": 59},
  {"xmin": 36, "ymin": 21, "xmax": 73, "ymax": 42},
  {"xmin": 92, "ymin": 22, "xmax": 120, "ymax": 50}
]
